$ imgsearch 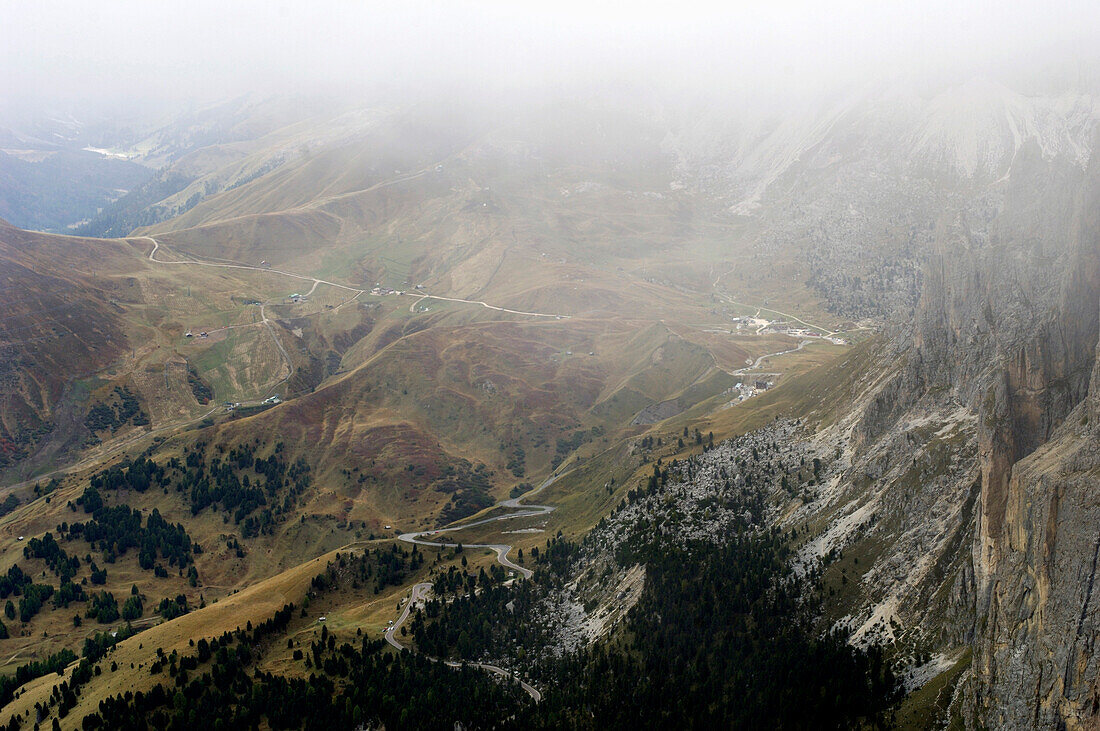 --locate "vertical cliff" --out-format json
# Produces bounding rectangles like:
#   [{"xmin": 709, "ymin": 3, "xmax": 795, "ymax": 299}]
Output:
[
  {"xmin": 878, "ymin": 135, "xmax": 1100, "ymax": 725},
  {"xmin": 813, "ymin": 134, "xmax": 1099, "ymax": 727},
  {"xmin": 965, "ymin": 143, "xmax": 1100, "ymax": 726}
]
